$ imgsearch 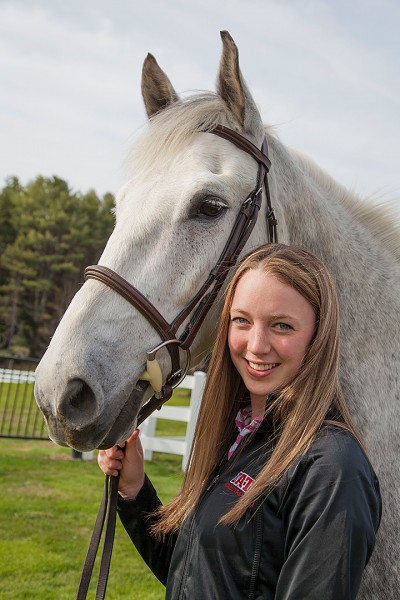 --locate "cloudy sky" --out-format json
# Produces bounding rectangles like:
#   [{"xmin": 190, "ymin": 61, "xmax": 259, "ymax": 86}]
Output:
[{"xmin": 1, "ymin": 0, "xmax": 399, "ymax": 201}]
